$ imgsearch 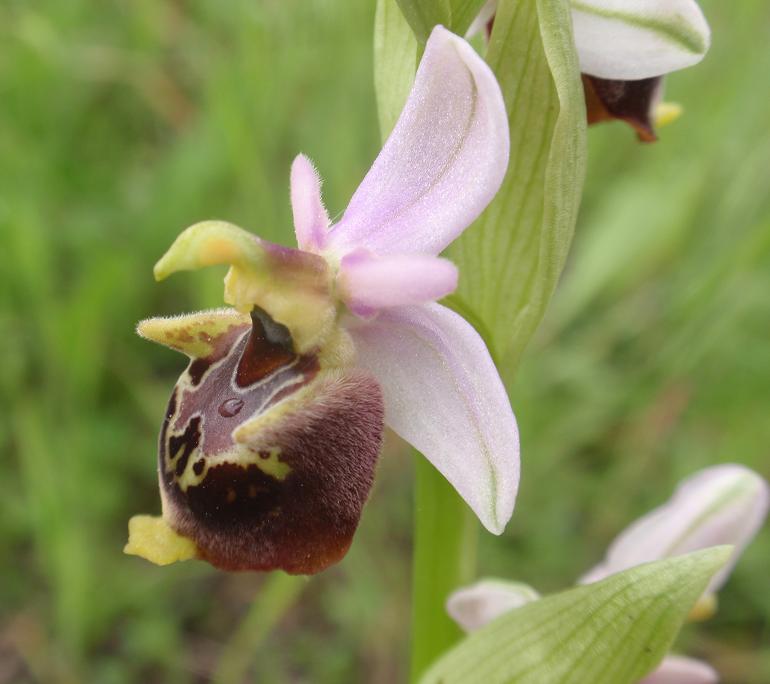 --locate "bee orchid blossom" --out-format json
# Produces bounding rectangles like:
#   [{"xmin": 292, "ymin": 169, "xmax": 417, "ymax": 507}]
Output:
[
  {"xmin": 446, "ymin": 464, "xmax": 769, "ymax": 683},
  {"xmin": 124, "ymin": 26, "xmax": 519, "ymax": 575},
  {"xmin": 470, "ymin": 0, "xmax": 711, "ymax": 140}
]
